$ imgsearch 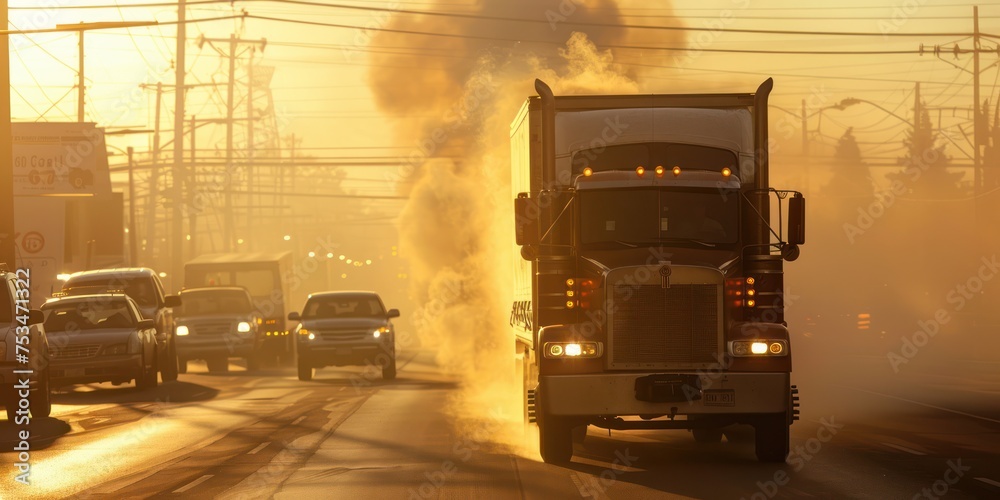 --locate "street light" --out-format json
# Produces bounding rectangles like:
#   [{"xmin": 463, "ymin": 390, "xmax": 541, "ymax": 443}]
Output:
[{"xmin": 53, "ymin": 22, "xmax": 158, "ymax": 122}]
